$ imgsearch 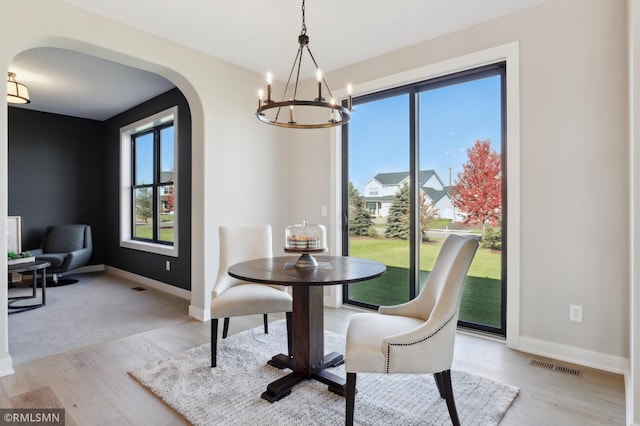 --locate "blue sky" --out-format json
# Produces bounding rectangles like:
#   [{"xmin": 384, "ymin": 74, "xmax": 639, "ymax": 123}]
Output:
[
  {"xmin": 135, "ymin": 126, "xmax": 175, "ymax": 184},
  {"xmin": 348, "ymin": 75, "xmax": 502, "ymax": 193}
]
